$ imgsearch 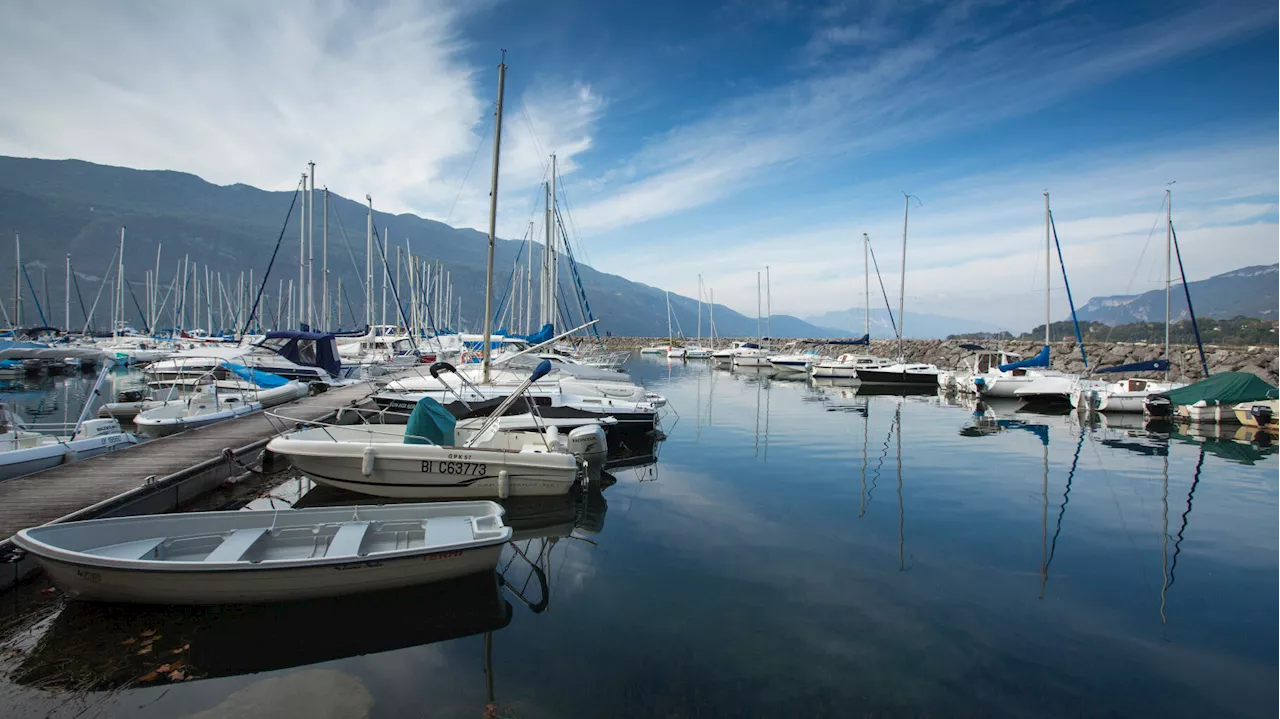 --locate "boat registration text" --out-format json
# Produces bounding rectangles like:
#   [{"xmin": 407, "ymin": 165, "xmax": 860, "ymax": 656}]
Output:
[{"xmin": 420, "ymin": 461, "xmax": 487, "ymax": 476}]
